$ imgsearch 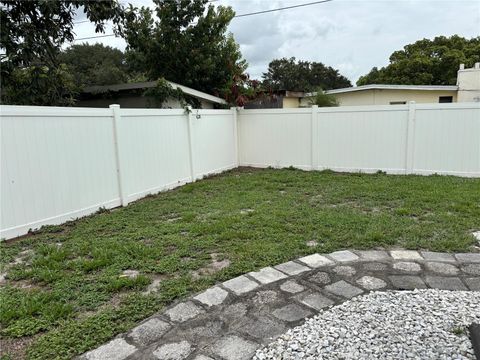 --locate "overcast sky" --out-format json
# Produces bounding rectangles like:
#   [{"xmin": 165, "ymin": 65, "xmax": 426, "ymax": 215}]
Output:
[{"xmin": 72, "ymin": 0, "xmax": 480, "ymax": 84}]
